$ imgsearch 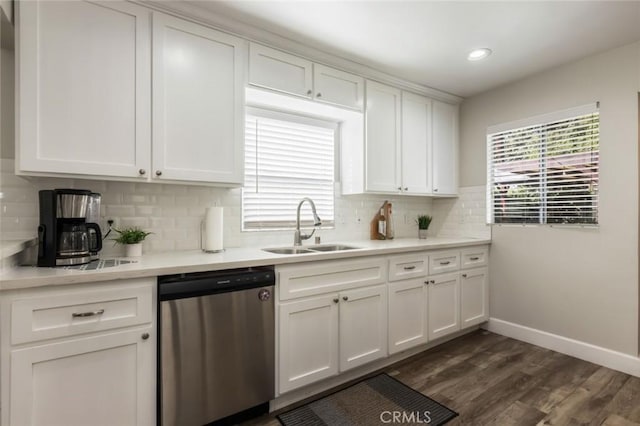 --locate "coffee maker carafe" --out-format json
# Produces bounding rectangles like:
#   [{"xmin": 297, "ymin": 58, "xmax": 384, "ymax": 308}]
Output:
[{"xmin": 37, "ymin": 189, "xmax": 103, "ymax": 267}]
